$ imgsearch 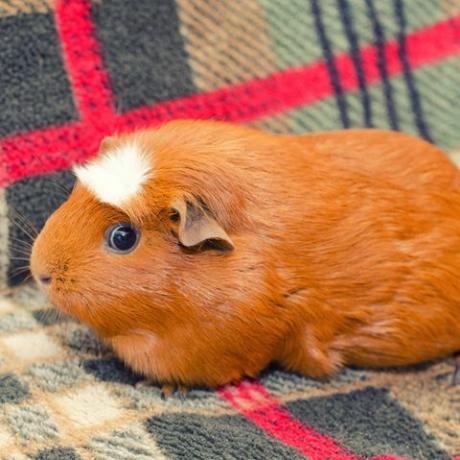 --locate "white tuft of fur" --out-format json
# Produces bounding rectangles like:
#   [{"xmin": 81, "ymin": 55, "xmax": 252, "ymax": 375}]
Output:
[{"xmin": 73, "ymin": 142, "xmax": 152, "ymax": 207}]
